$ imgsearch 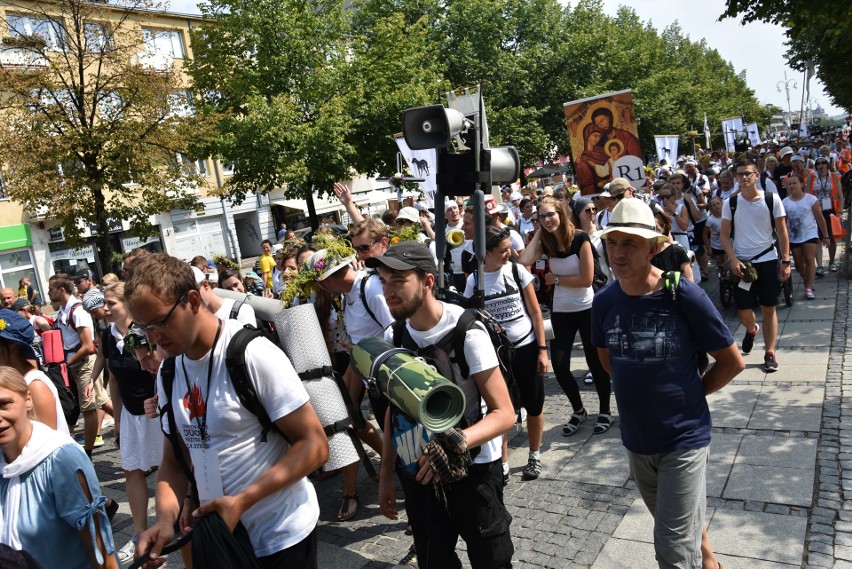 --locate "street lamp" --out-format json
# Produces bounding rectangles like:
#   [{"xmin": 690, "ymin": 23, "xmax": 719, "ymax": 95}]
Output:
[{"xmin": 776, "ymin": 71, "xmax": 797, "ymax": 130}]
